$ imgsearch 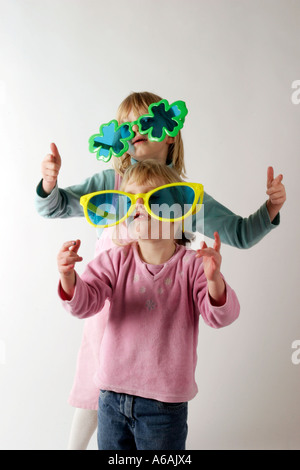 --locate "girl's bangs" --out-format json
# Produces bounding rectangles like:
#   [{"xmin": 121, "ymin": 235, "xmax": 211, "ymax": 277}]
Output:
[
  {"xmin": 117, "ymin": 92, "xmax": 163, "ymax": 122},
  {"xmin": 120, "ymin": 160, "xmax": 182, "ymax": 191}
]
